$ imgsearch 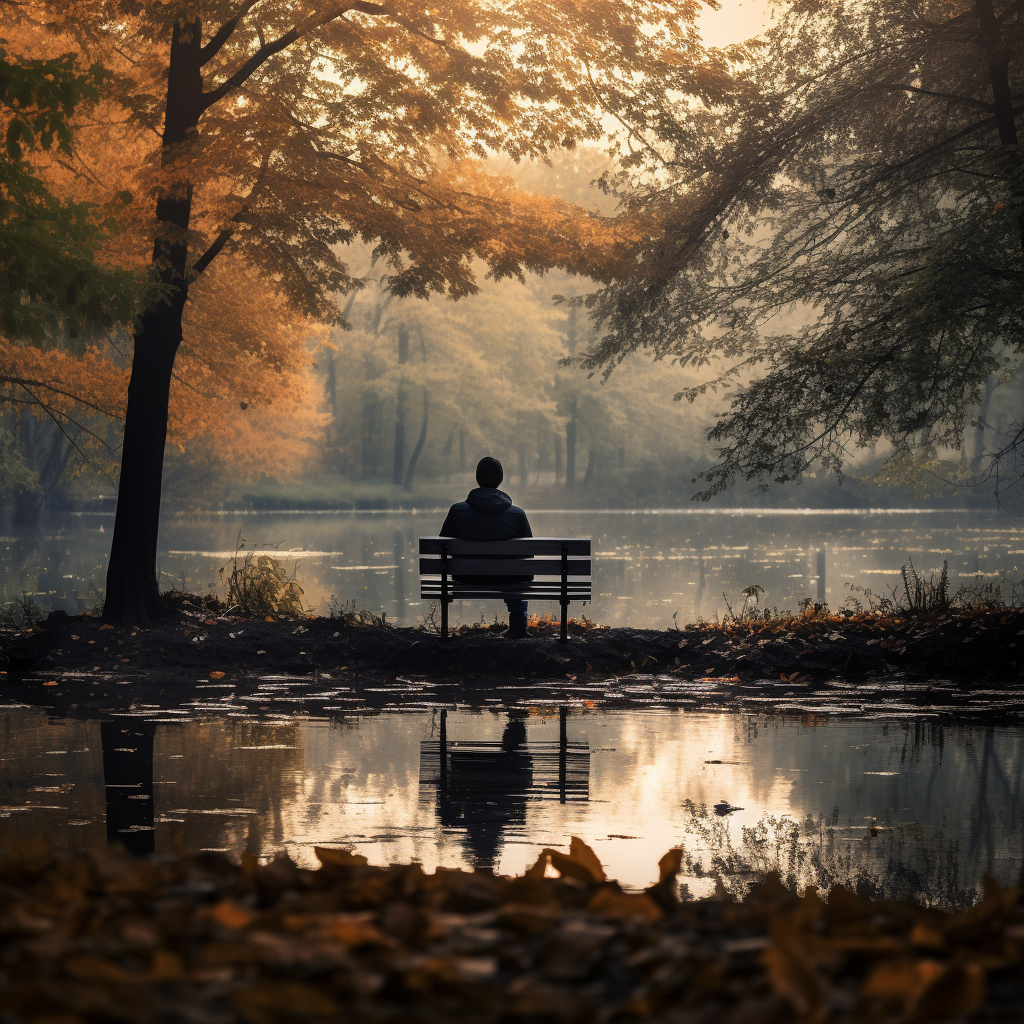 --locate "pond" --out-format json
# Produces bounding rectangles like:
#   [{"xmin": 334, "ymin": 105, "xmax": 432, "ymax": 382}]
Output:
[
  {"xmin": 5, "ymin": 506, "xmax": 1024, "ymax": 627},
  {"xmin": 2, "ymin": 705, "xmax": 1021, "ymax": 910}
]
